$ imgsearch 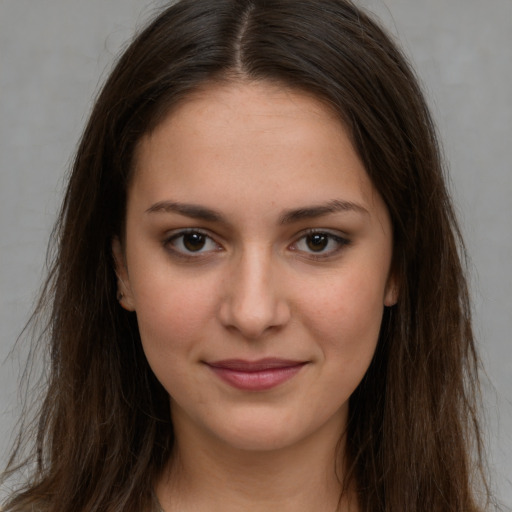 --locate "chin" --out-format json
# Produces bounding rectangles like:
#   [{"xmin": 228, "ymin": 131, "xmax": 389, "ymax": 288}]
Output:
[
  {"xmin": 204, "ymin": 406, "xmax": 337, "ymax": 454},
  {"xmin": 217, "ymin": 424, "xmax": 305, "ymax": 453}
]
